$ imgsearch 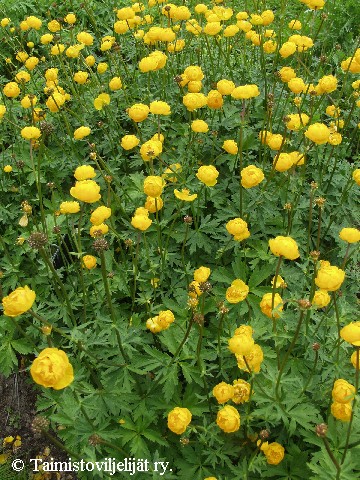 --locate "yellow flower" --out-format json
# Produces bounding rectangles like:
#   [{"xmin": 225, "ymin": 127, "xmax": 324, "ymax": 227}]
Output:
[
  {"xmin": 3, "ymin": 82, "xmax": 20, "ymax": 98},
  {"xmin": 279, "ymin": 41, "xmax": 297, "ymax": 58},
  {"xmin": 263, "ymin": 442, "xmax": 285, "ymax": 465},
  {"xmin": 157, "ymin": 310, "xmax": 175, "ymax": 329},
  {"xmin": 332, "ymin": 379, "xmax": 355, "ymax": 404},
  {"xmin": 85, "ymin": 55, "xmax": 96, "ymax": 66},
  {"xmin": 196, "ymin": 165, "xmax": 219, "ymax": 186},
  {"xmin": 232, "ymin": 379, "xmax": 251, "ymax": 404},
  {"xmin": 222, "ymin": 140, "xmax": 238, "ymax": 155},
  {"xmin": 30, "ymin": 348, "xmax": 74, "ymax": 390},
  {"xmin": 312, "ymin": 289, "xmax": 331, "ymax": 309},
  {"xmin": 351, "ymin": 351, "xmax": 359, "ymax": 369},
  {"xmin": 274, "ymin": 153, "xmax": 294, "ymax": 172},
  {"xmin": 73, "ymin": 71, "xmax": 88, "ymax": 84},
  {"xmin": 59, "ymin": 201, "xmax": 80, "ymax": 214},
  {"xmin": 174, "ymin": 188, "xmax": 197, "ymax": 202},
  {"xmin": 70, "ymin": 180, "xmax": 101, "ymax": 203},
  {"xmin": 305, "ymin": 123, "xmax": 330, "ymax": 145},
  {"xmin": 207, "ymin": 90, "xmax": 223, "ymax": 109},
  {"xmin": 228, "ymin": 333, "xmax": 254, "ymax": 355},
  {"xmin": 167, "ymin": 407, "xmax": 192, "ymax": 434},
  {"xmin": 144, "ymin": 196, "xmax": 163, "ymax": 213},
  {"xmin": 128, "ymin": 103, "xmax": 150, "ymax": 122},
  {"xmin": 94, "ymin": 93, "xmax": 110, "ymax": 110},
  {"xmin": 2, "ymin": 286, "xmax": 36, "ymax": 317},
  {"xmin": 48, "ymin": 19, "xmax": 61, "ymax": 32},
  {"xmin": 260, "ymin": 293, "xmax": 283, "ymax": 318},
  {"xmin": 226, "ymin": 279, "xmax": 249, "ymax": 303},
  {"xmin": 40, "ymin": 33, "xmax": 53, "ymax": 44},
  {"xmin": 143, "ymin": 176, "xmax": 165, "ymax": 198},
  {"xmin": 191, "ymin": 120, "xmax": 209, "ymax": 133},
  {"xmin": 269, "ymin": 236, "xmax": 300, "ymax": 260},
  {"xmin": 82, "ymin": 255, "xmax": 97, "ymax": 269},
  {"xmin": 213, "ymin": 382, "xmax": 235, "ymax": 404},
  {"xmin": 352, "ymin": 169, "xmax": 360, "ymax": 186},
  {"xmin": 331, "ymin": 402, "xmax": 352, "ymax": 421},
  {"xmin": 77, "ymin": 31, "xmax": 93, "ymax": 45},
  {"xmin": 3, "ymin": 165, "xmax": 12, "ymax": 173},
  {"xmin": 109, "ymin": 77, "xmax": 122, "ymax": 90},
  {"xmin": 131, "ymin": 210, "xmax": 152, "ymax": 231},
  {"xmin": 194, "ymin": 266, "xmax": 211, "ymax": 283},
  {"xmin": 226, "ymin": 218, "xmax": 250, "ymax": 241},
  {"xmin": 217, "ymin": 79, "xmax": 235, "ymax": 95},
  {"xmin": 121, "ymin": 135, "xmax": 140, "ymax": 150},
  {"xmin": 288, "ymin": 77, "xmax": 306, "ymax": 94},
  {"xmin": 73, "ymin": 126, "xmax": 91, "ymax": 140},
  {"xmin": 339, "ymin": 228, "xmax": 360, "ymax": 243},
  {"xmin": 64, "ymin": 13, "xmax": 76, "ymax": 24},
  {"xmin": 340, "ymin": 322, "xmax": 360, "ymax": 346},
  {"xmin": 317, "ymin": 75, "xmax": 338, "ymax": 94},
  {"xmin": 90, "ymin": 206, "xmax": 112, "ymax": 225},
  {"xmin": 240, "ymin": 165, "xmax": 264, "ymax": 188},
  {"xmin": 150, "ymin": 100, "xmax": 171, "ymax": 115},
  {"xmin": 73, "ymin": 165, "xmax": 95, "ymax": 182},
  {"xmin": 140, "ymin": 140, "xmax": 162, "ymax": 161},
  {"xmin": 237, "ymin": 344, "xmax": 264, "ymax": 373},
  {"xmin": 183, "ymin": 93, "xmax": 207, "ymax": 111},
  {"xmin": 21, "ymin": 126, "xmax": 41, "ymax": 140},
  {"xmin": 231, "ymin": 84, "xmax": 260, "ymax": 99},
  {"xmin": 315, "ymin": 265, "xmax": 345, "ymax": 291},
  {"xmin": 216, "ymin": 405, "xmax": 240, "ymax": 433},
  {"xmin": 90, "ymin": 223, "xmax": 109, "ymax": 237},
  {"xmin": 289, "ymin": 19, "xmax": 301, "ymax": 29},
  {"xmin": 279, "ymin": 67, "xmax": 297, "ymax": 82},
  {"xmin": 267, "ymin": 133, "xmax": 284, "ymax": 150}
]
